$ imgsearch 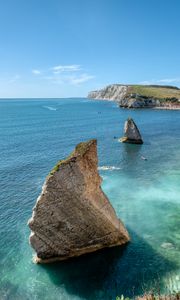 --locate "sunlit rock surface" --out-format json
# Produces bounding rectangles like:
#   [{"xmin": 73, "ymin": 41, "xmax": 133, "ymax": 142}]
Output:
[
  {"xmin": 120, "ymin": 118, "xmax": 143, "ymax": 144},
  {"xmin": 28, "ymin": 139, "xmax": 130, "ymax": 263}
]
